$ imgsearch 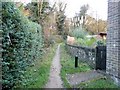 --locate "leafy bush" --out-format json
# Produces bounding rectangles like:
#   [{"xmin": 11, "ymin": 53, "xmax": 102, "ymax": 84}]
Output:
[
  {"xmin": 96, "ymin": 40, "xmax": 105, "ymax": 46},
  {"xmin": 75, "ymin": 37, "xmax": 96, "ymax": 47},
  {"xmin": 69, "ymin": 26, "xmax": 97, "ymax": 47},
  {"xmin": 2, "ymin": 2, "xmax": 43, "ymax": 89},
  {"xmin": 70, "ymin": 26, "xmax": 88, "ymax": 39}
]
